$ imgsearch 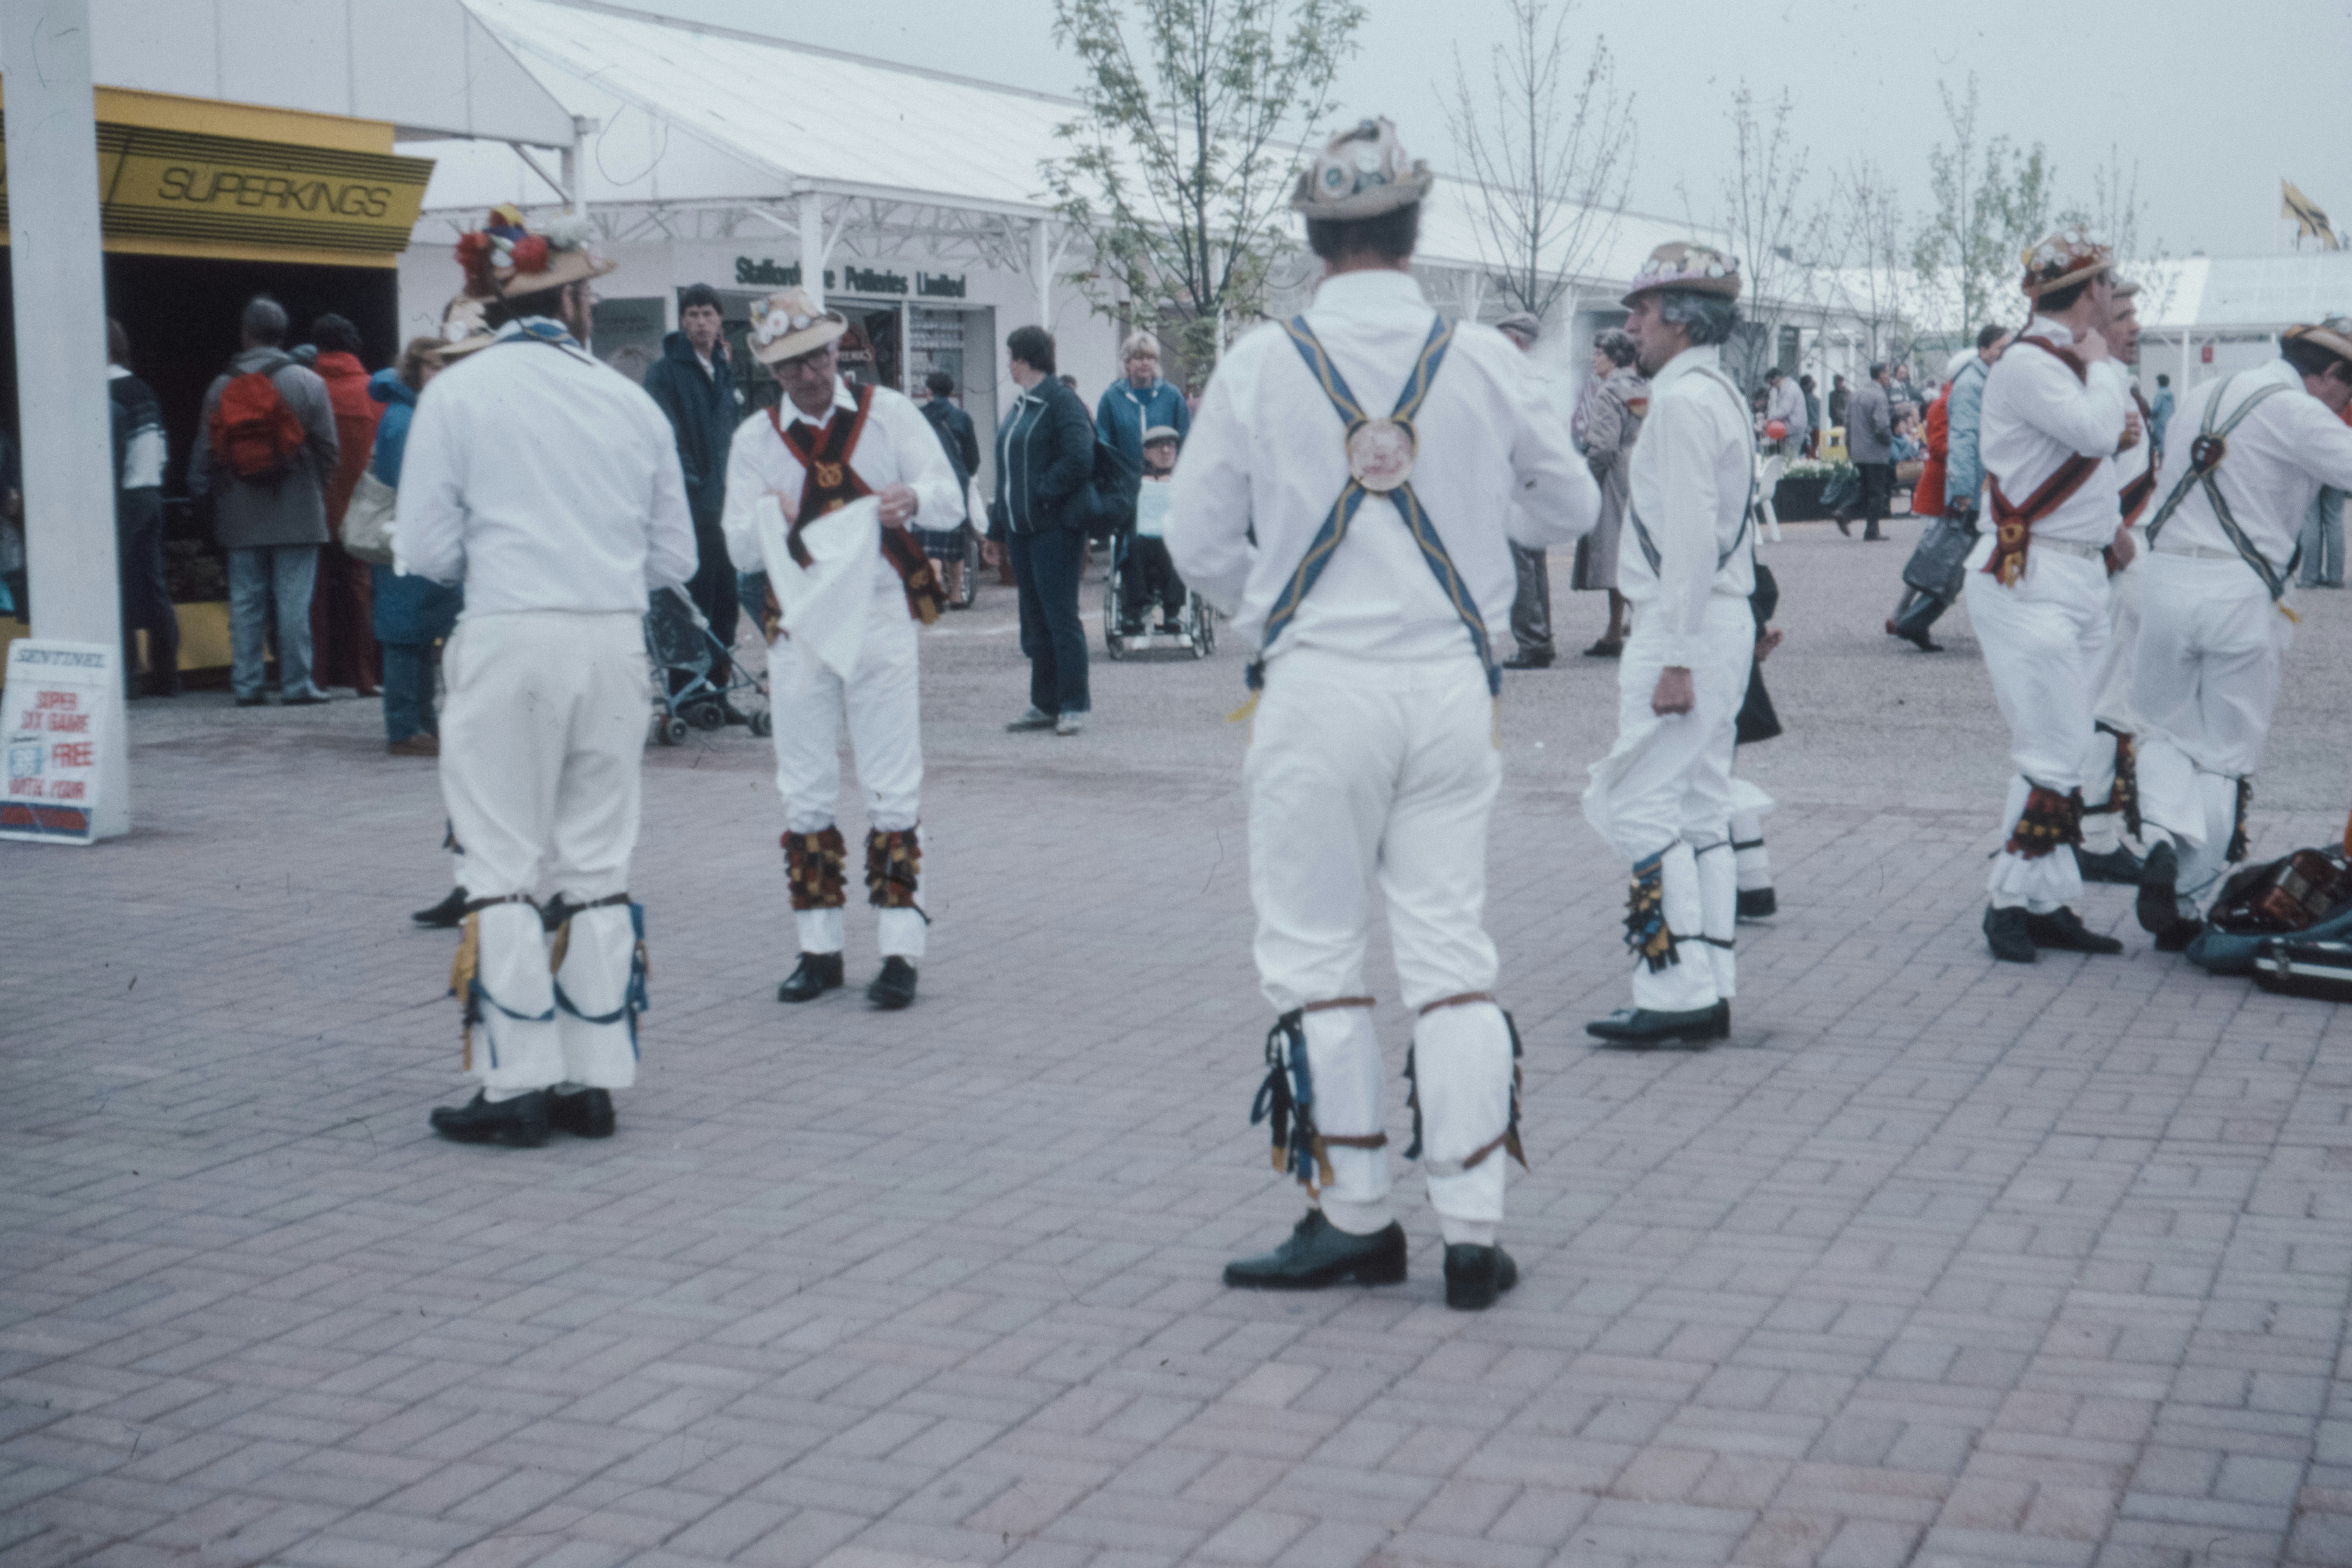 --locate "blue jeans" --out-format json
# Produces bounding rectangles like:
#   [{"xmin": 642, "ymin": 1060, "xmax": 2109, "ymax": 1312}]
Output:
[
  {"xmin": 2299, "ymin": 488, "xmax": 2344, "ymax": 587},
  {"xmin": 227, "ymin": 544, "xmax": 320, "ymax": 699},
  {"xmin": 381, "ymin": 642, "xmax": 438, "ymax": 743},
  {"xmin": 1009, "ymin": 526, "xmax": 1089, "ymax": 716}
]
